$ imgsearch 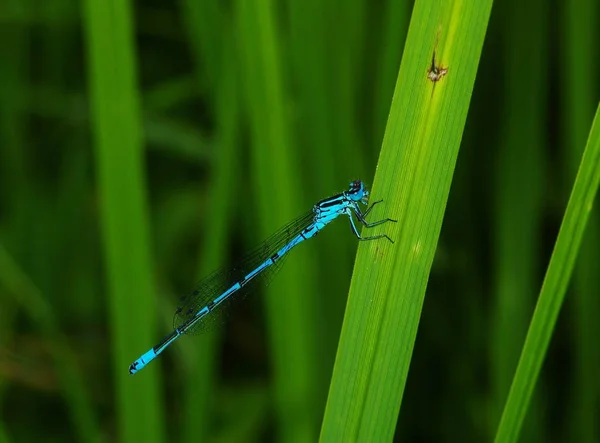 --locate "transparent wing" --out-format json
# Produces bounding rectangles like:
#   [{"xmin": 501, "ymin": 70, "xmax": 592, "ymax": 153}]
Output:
[{"xmin": 173, "ymin": 210, "xmax": 315, "ymax": 334}]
